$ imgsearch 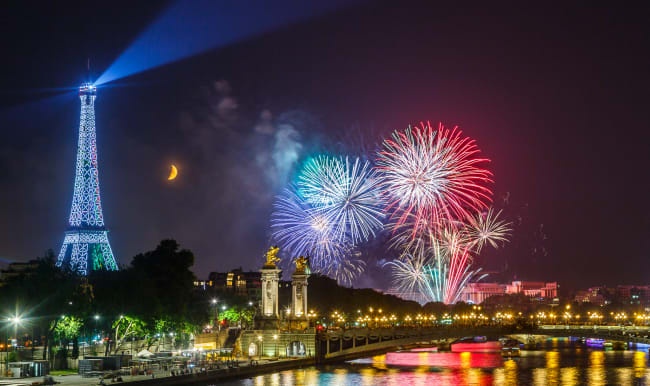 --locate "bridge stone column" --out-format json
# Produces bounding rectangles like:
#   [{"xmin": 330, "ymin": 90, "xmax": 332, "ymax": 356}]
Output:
[
  {"xmin": 256, "ymin": 247, "xmax": 282, "ymax": 329},
  {"xmin": 261, "ymin": 268, "xmax": 281, "ymax": 317},
  {"xmin": 291, "ymin": 257, "xmax": 309, "ymax": 320},
  {"xmin": 326, "ymin": 338, "xmax": 330, "ymax": 355}
]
